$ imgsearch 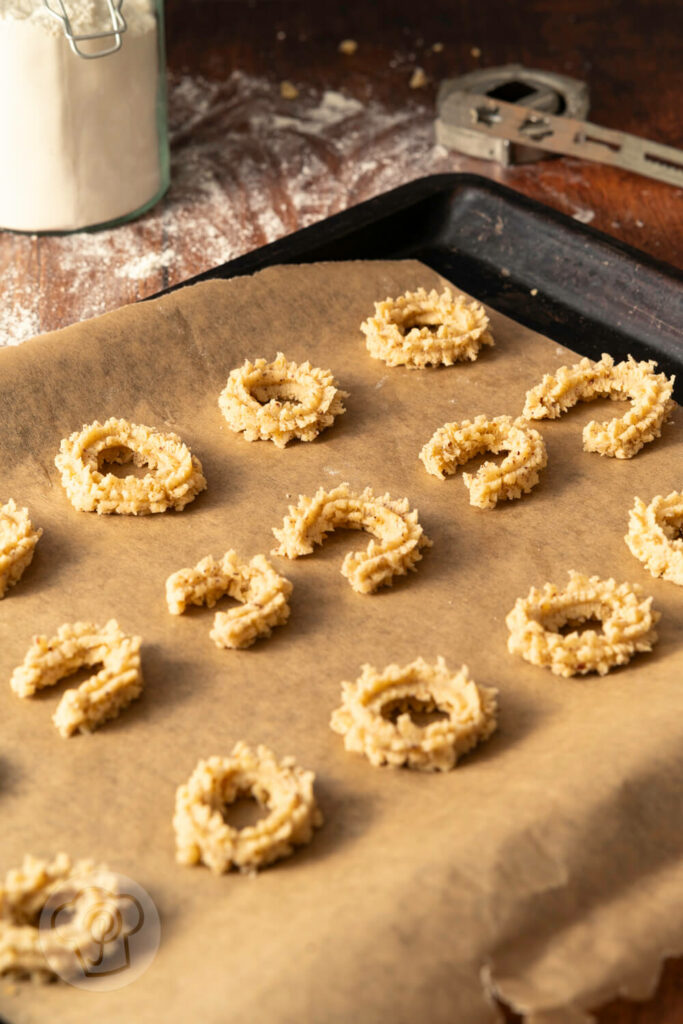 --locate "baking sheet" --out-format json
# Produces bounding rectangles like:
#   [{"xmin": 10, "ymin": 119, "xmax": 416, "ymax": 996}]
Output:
[{"xmin": 0, "ymin": 260, "xmax": 681, "ymax": 1024}]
